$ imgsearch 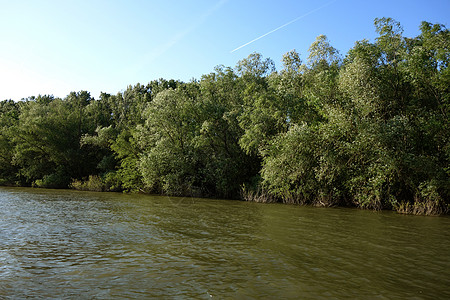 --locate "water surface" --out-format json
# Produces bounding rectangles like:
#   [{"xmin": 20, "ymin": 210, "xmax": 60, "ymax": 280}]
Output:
[{"xmin": 1, "ymin": 187, "xmax": 449, "ymax": 299}]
